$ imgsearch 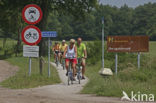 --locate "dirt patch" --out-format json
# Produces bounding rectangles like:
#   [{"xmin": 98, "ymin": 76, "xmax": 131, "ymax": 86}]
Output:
[{"xmin": 0, "ymin": 60, "xmax": 18, "ymax": 82}]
